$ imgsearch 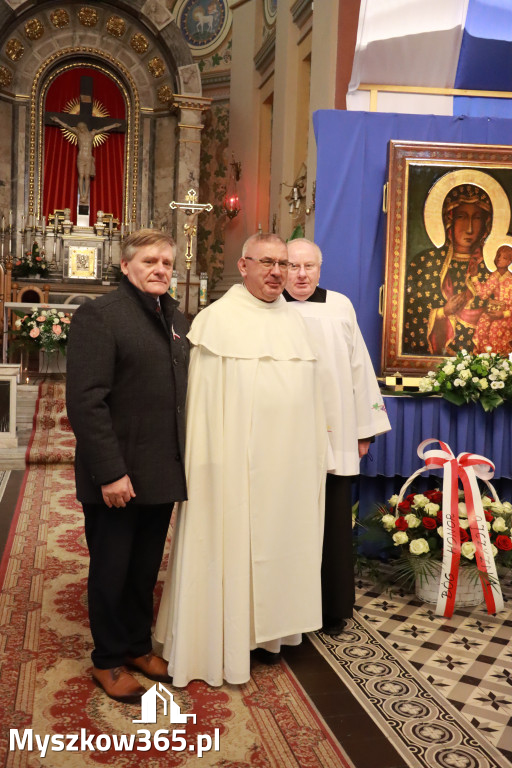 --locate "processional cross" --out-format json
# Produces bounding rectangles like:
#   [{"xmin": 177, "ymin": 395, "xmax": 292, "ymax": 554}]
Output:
[{"xmin": 169, "ymin": 189, "xmax": 213, "ymax": 316}]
